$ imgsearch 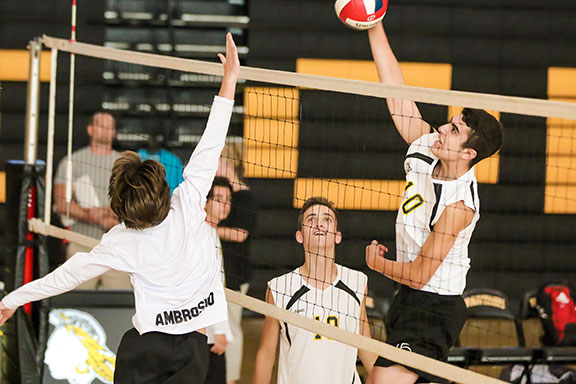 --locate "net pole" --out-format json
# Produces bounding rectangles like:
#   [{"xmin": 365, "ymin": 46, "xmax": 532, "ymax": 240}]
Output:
[
  {"xmin": 64, "ymin": 0, "xmax": 77, "ymax": 220},
  {"xmin": 44, "ymin": 48, "xmax": 59, "ymax": 225}
]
